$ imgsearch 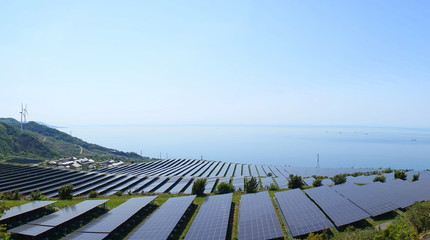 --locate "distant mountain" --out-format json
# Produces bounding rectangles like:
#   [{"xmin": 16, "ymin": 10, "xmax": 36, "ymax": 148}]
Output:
[{"xmin": 0, "ymin": 118, "xmax": 146, "ymax": 164}]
